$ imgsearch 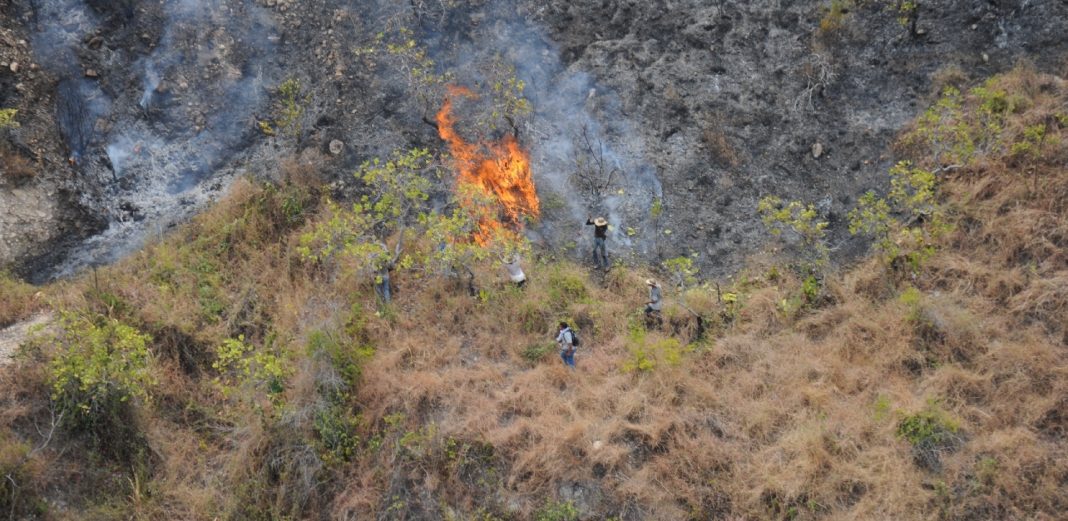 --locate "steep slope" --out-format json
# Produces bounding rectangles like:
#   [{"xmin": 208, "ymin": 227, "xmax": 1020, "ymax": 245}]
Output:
[{"xmin": 0, "ymin": 65, "xmax": 1066, "ymax": 520}]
